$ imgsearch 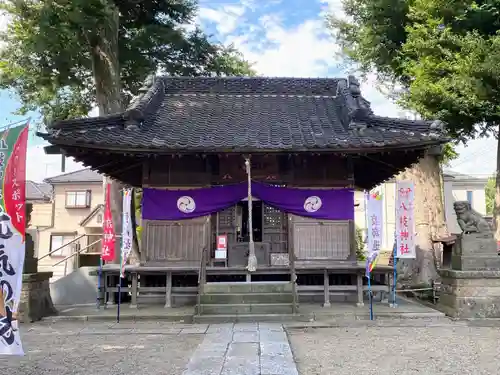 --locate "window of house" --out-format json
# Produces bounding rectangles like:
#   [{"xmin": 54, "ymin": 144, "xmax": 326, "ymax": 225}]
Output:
[
  {"xmin": 49, "ymin": 234, "xmax": 75, "ymax": 257},
  {"xmin": 65, "ymin": 190, "xmax": 91, "ymax": 208},
  {"xmin": 466, "ymin": 191, "xmax": 473, "ymax": 206}
]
